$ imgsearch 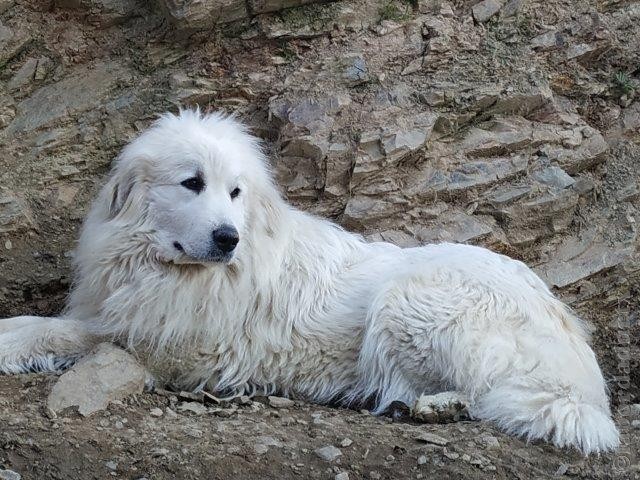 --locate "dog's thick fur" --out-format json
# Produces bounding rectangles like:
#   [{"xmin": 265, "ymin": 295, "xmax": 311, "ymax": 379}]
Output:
[{"xmin": 0, "ymin": 110, "xmax": 619, "ymax": 454}]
